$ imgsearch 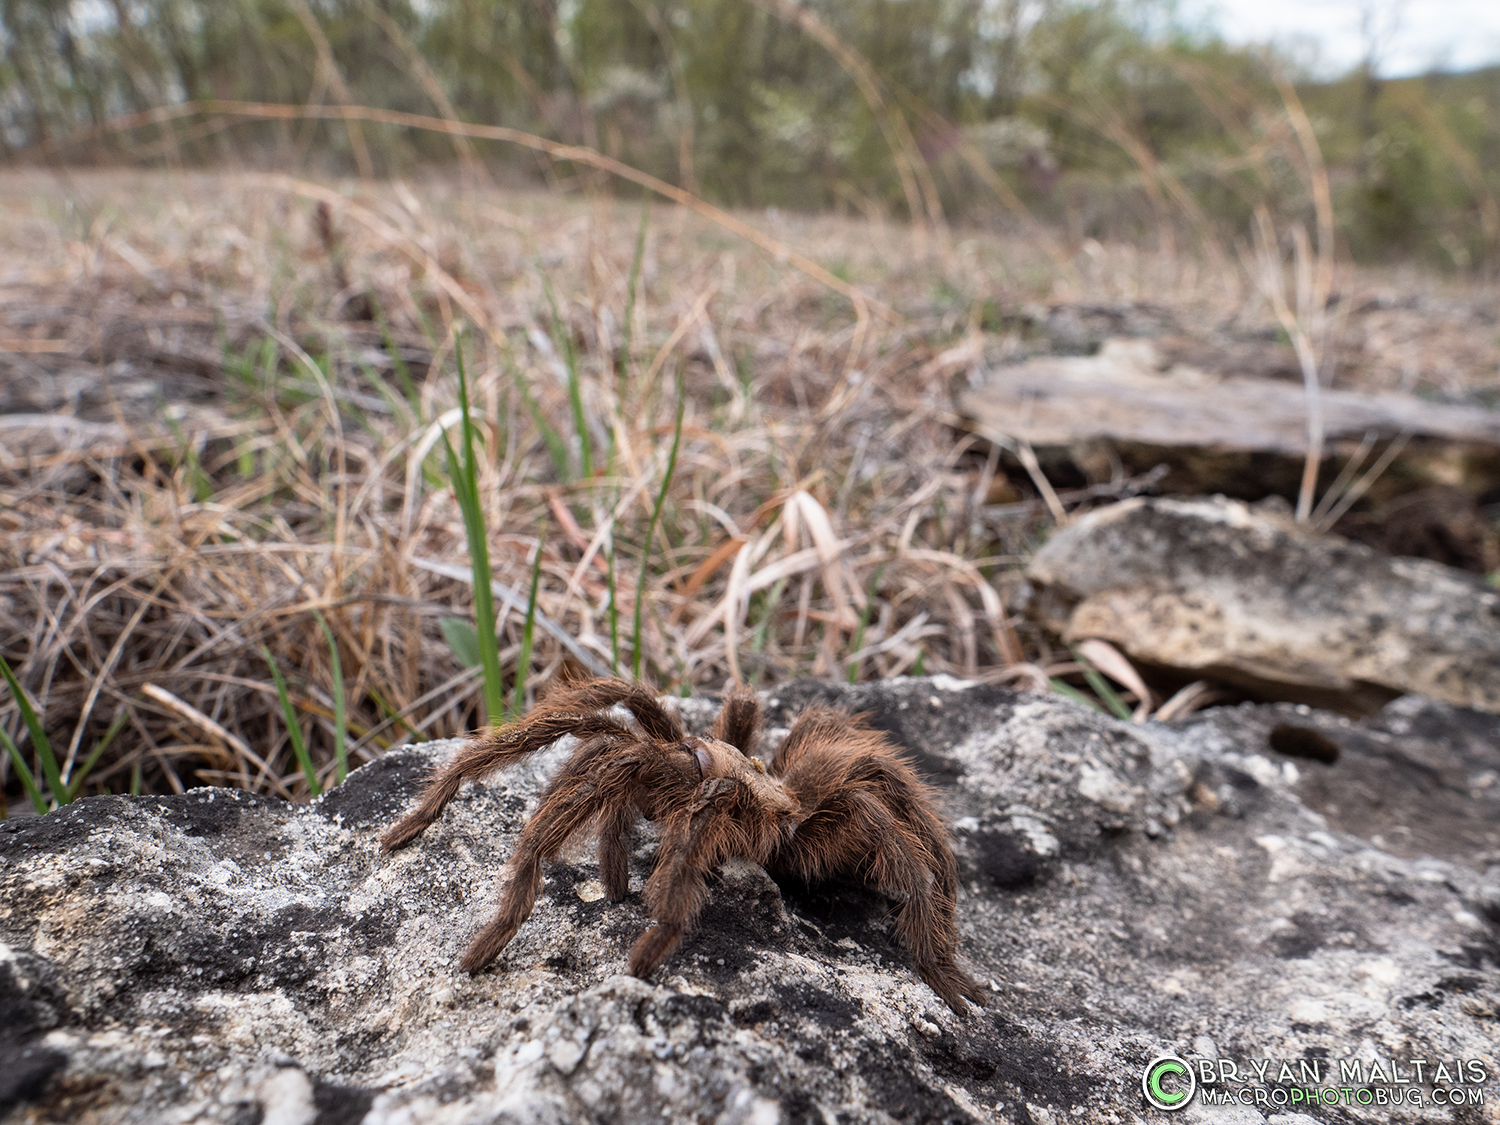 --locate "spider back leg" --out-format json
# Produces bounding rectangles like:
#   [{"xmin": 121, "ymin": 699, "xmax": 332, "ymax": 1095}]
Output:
[{"xmin": 772, "ymin": 709, "xmax": 988, "ymax": 1014}]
